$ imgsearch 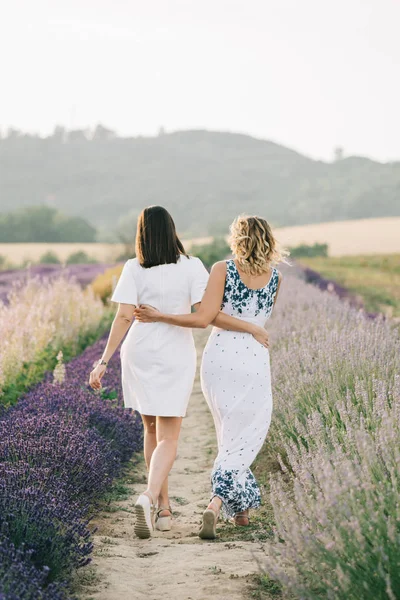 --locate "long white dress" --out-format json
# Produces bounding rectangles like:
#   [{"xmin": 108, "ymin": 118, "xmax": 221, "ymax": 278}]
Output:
[
  {"xmin": 111, "ymin": 256, "xmax": 209, "ymax": 417},
  {"xmin": 200, "ymin": 259, "xmax": 280, "ymax": 517}
]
